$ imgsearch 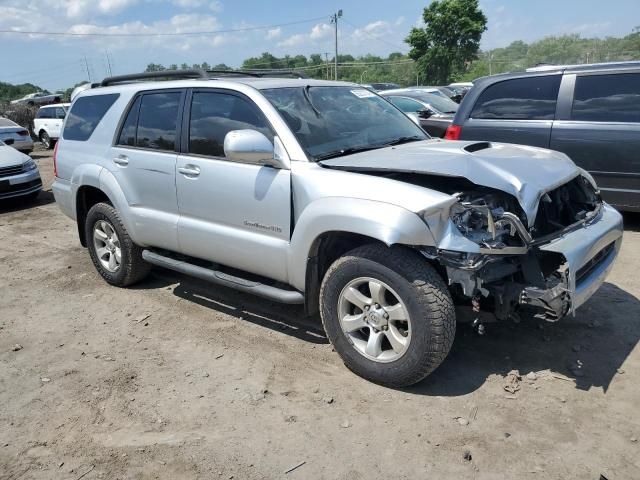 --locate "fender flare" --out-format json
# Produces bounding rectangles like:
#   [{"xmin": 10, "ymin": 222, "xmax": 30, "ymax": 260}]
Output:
[
  {"xmin": 70, "ymin": 165, "xmax": 139, "ymax": 244},
  {"xmin": 287, "ymin": 197, "xmax": 437, "ymax": 291}
]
